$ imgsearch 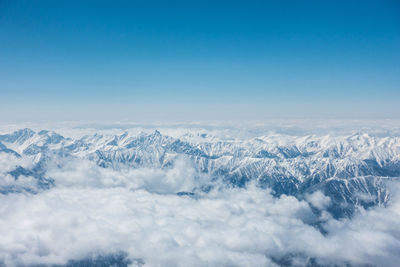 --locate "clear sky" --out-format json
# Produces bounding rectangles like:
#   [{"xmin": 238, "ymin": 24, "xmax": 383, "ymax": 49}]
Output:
[{"xmin": 0, "ymin": 0, "xmax": 399, "ymax": 121}]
